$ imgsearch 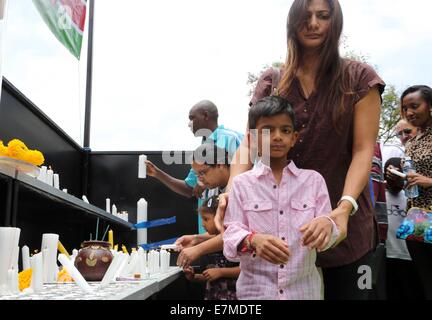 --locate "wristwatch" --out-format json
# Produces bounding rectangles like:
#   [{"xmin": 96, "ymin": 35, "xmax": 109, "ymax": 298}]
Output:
[{"xmin": 337, "ymin": 195, "xmax": 358, "ymax": 216}]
